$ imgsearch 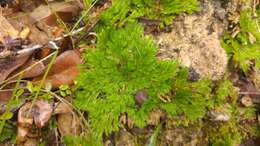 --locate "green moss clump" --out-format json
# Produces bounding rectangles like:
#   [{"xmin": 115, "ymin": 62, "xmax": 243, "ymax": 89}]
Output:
[
  {"xmin": 74, "ymin": 22, "xmax": 213, "ymax": 144},
  {"xmin": 101, "ymin": 0, "xmax": 199, "ymax": 26},
  {"xmin": 208, "ymin": 120, "xmax": 242, "ymax": 146},
  {"xmin": 221, "ymin": 8, "xmax": 260, "ymax": 72},
  {"xmin": 74, "ymin": 22, "xmax": 178, "ymax": 141}
]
